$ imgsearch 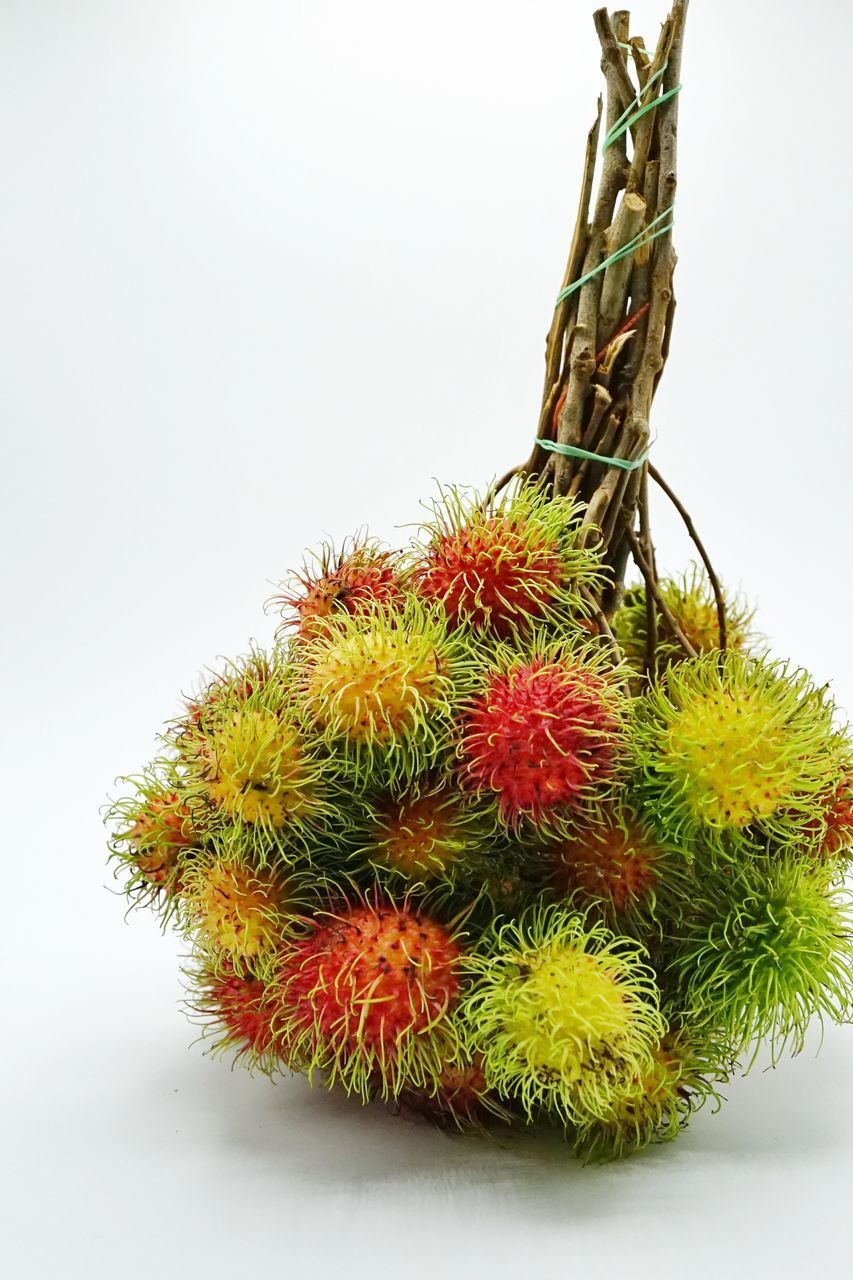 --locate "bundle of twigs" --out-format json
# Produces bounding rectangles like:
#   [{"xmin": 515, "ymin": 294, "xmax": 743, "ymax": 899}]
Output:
[{"xmin": 497, "ymin": 0, "xmax": 722, "ymax": 671}]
